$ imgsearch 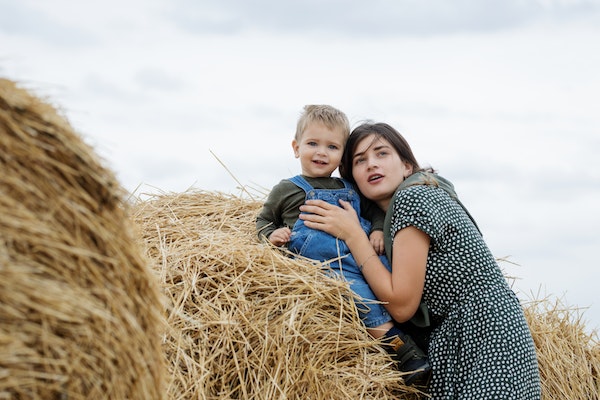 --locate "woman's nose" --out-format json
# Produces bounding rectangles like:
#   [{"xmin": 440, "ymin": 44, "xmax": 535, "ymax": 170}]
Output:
[{"xmin": 366, "ymin": 156, "xmax": 377, "ymax": 169}]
